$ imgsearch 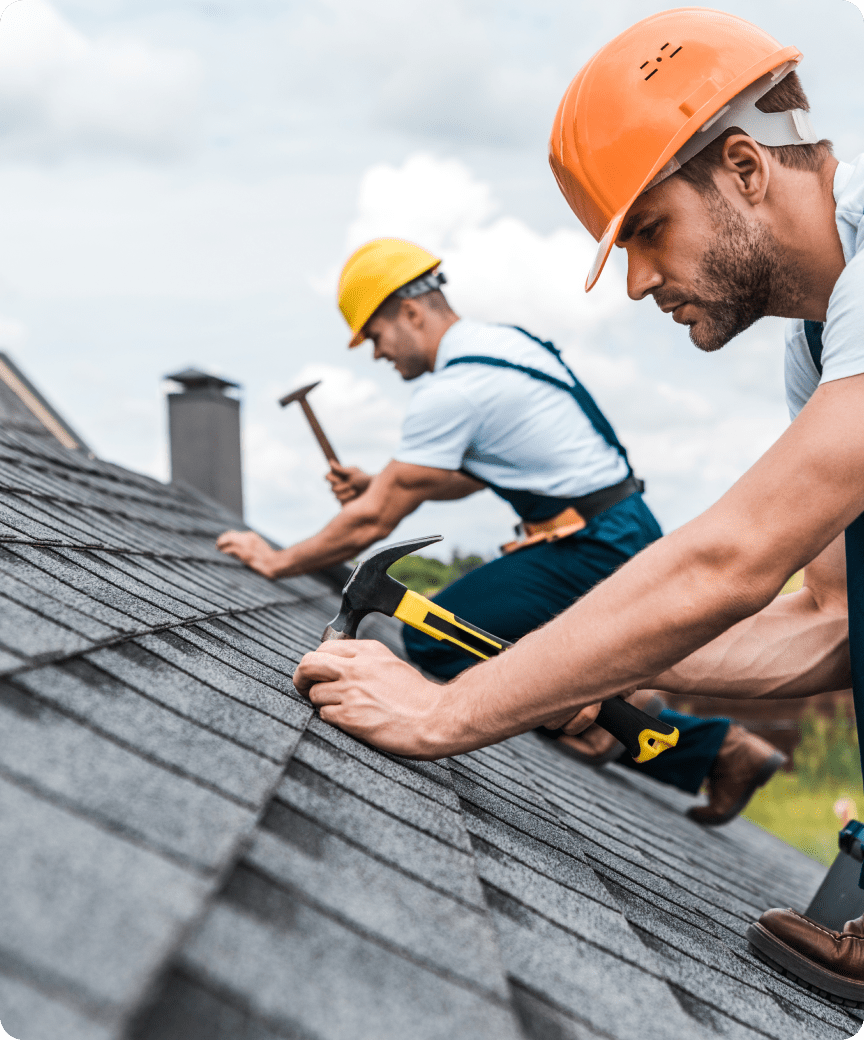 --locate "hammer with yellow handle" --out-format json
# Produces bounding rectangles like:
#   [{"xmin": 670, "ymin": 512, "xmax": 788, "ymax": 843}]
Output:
[{"xmin": 321, "ymin": 535, "xmax": 679, "ymax": 764}]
